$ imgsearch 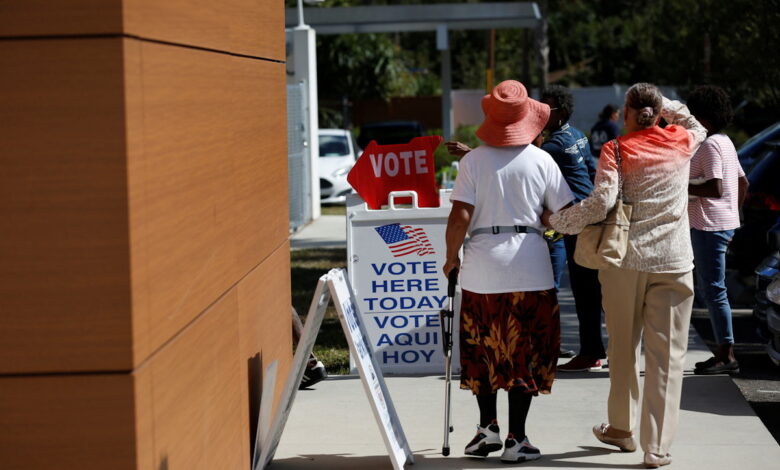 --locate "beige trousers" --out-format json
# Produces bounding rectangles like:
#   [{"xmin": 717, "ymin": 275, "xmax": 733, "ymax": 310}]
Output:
[{"xmin": 599, "ymin": 268, "xmax": 694, "ymax": 455}]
